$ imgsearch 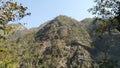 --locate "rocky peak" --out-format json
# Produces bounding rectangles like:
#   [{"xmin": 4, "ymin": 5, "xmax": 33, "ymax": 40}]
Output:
[
  {"xmin": 35, "ymin": 15, "xmax": 91, "ymax": 46},
  {"xmin": 33, "ymin": 15, "xmax": 93, "ymax": 68}
]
